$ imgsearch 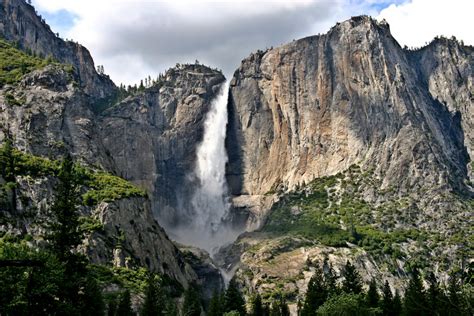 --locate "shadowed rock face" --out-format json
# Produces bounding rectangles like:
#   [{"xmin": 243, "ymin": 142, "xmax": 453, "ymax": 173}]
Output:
[
  {"xmin": 227, "ymin": 16, "xmax": 472, "ymax": 210},
  {"xmin": 0, "ymin": 0, "xmax": 226, "ymax": 291},
  {"xmin": 0, "ymin": 0, "xmax": 116, "ymax": 101},
  {"xmin": 99, "ymin": 65, "xmax": 226, "ymax": 230}
]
